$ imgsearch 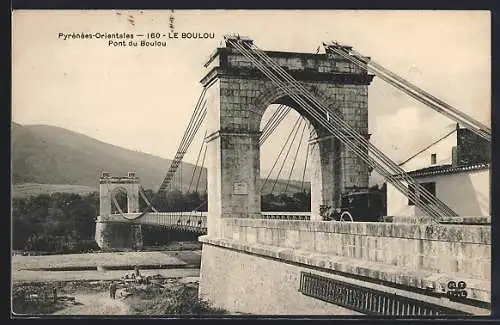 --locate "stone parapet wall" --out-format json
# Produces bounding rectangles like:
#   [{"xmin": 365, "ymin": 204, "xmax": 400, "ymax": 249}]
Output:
[
  {"xmin": 200, "ymin": 237, "xmax": 490, "ymax": 314},
  {"xmin": 220, "ymin": 219, "xmax": 491, "ymax": 284},
  {"xmin": 383, "ymin": 215, "xmax": 491, "ymax": 225}
]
